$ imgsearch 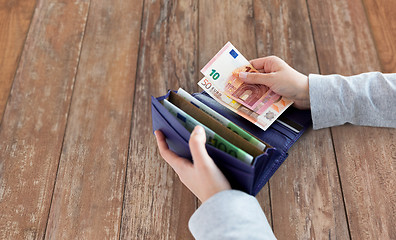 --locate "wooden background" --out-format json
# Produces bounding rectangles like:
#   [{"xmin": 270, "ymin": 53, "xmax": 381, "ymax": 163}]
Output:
[{"xmin": 0, "ymin": 0, "xmax": 395, "ymax": 239}]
